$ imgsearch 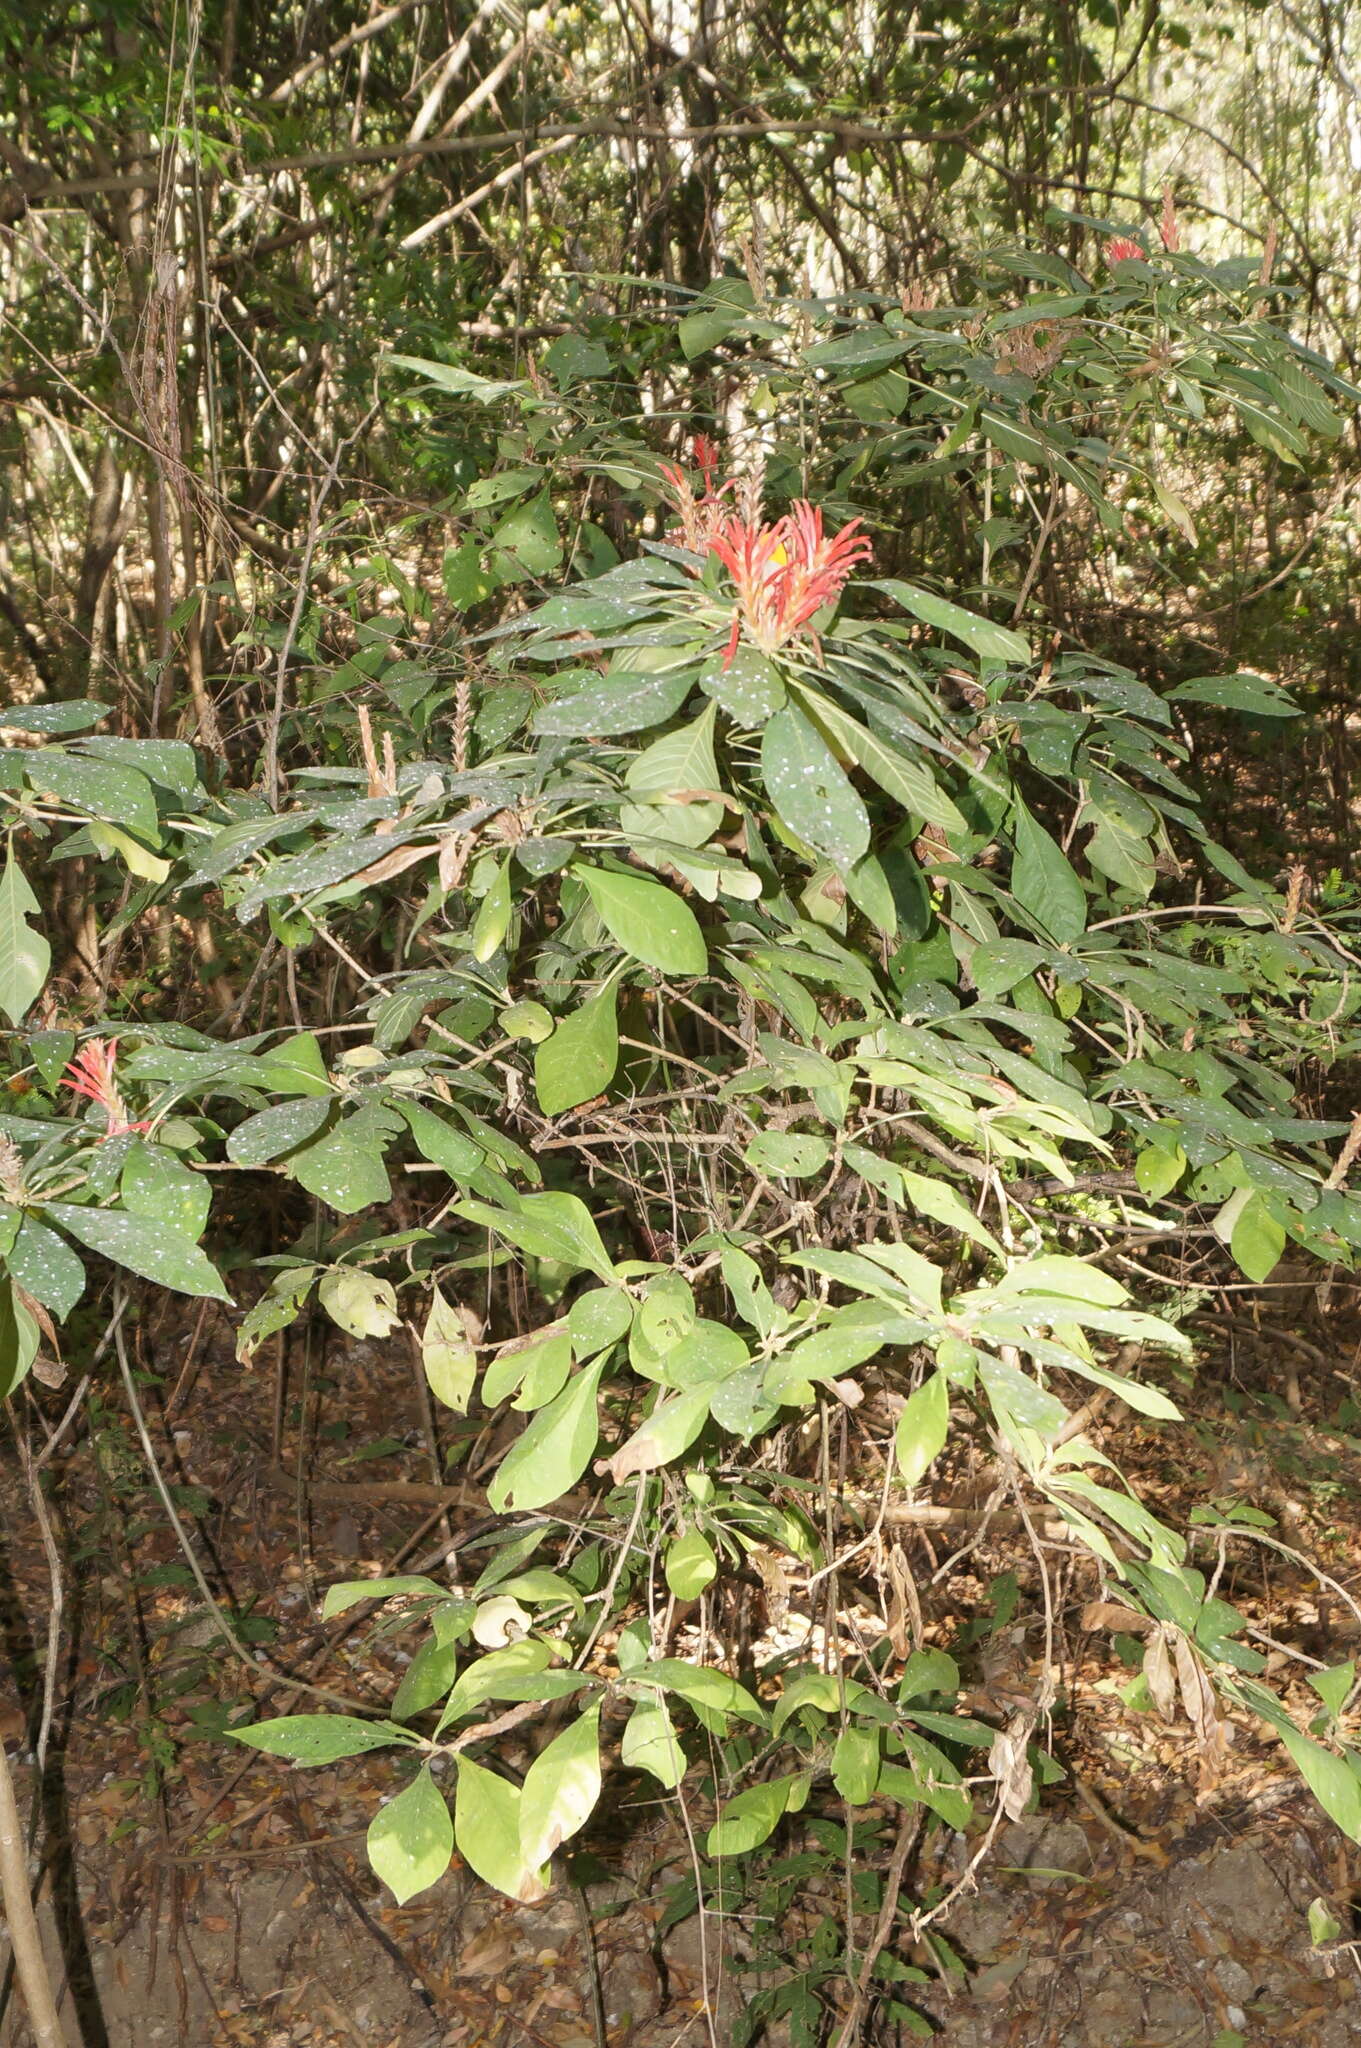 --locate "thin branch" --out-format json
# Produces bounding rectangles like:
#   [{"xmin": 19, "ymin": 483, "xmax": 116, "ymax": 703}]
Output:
[{"xmin": 266, "ymin": 0, "xmax": 436, "ymax": 103}]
